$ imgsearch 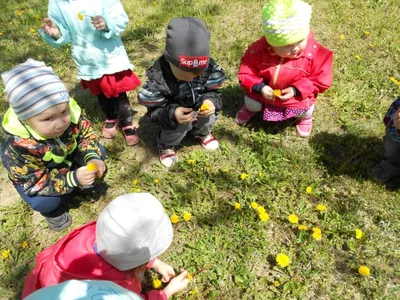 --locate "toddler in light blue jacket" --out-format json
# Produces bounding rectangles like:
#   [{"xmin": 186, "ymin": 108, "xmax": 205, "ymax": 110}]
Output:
[{"xmin": 40, "ymin": 0, "xmax": 141, "ymax": 146}]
